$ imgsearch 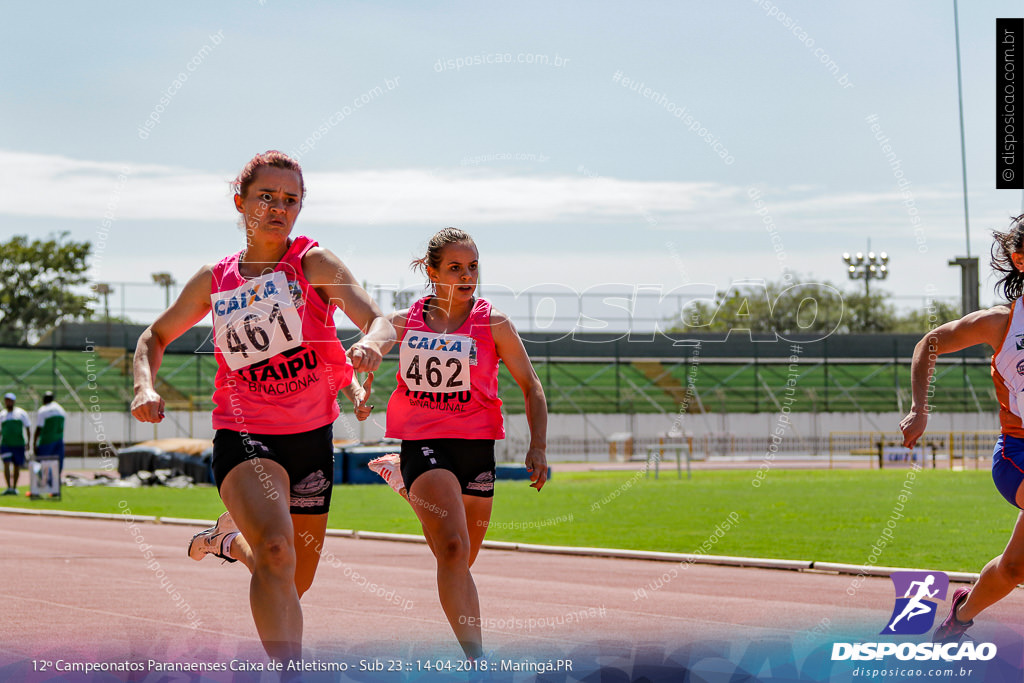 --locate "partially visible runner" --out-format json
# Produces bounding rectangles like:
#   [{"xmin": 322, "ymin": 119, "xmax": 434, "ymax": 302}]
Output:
[
  {"xmin": 1, "ymin": 393, "xmax": 31, "ymax": 495},
  {"xmin": 901, "ymin": 215, "xmax": 1024, "ymax": 642},
  {"xmin": 34, "ymin": 390, "xmax": 66, "ymax": 475},
  {"xmin": 383, "ymin": 228, "xmax": 548, "ymax": 660},
  {"xmin": 131, "ymin": 151, "xmax": 394, "ymax": 665}
]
